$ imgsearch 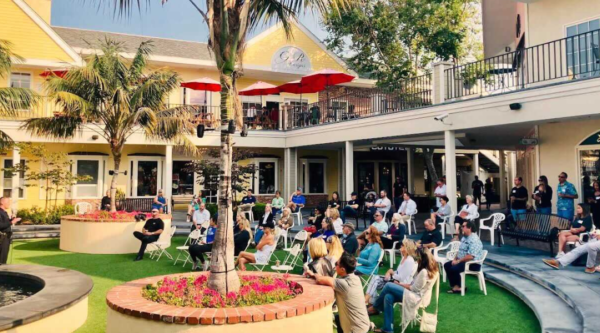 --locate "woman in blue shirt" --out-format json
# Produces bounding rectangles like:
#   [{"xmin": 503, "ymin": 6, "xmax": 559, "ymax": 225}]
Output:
[
  {"xmin": 152, "ymin": 189, "xmax": 167, "ymax": 213},
  {"xmin": 356, "ymin": 225, "xmax": 383, "ymax": 275},
  {"xmin": 189, "ymin": 217, "xmax": 217, "ymax": 271}
]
